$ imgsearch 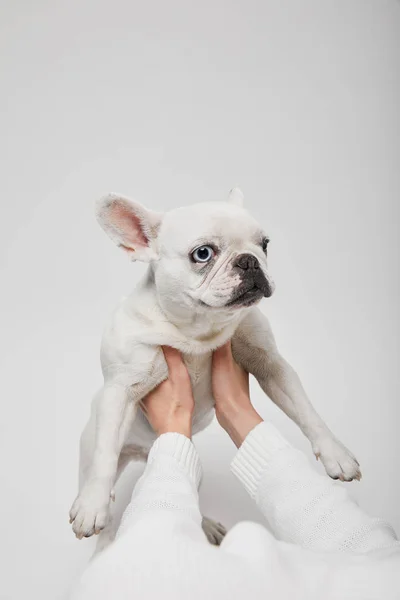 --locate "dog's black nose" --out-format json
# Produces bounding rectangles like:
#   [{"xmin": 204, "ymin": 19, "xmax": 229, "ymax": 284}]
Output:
[{"xmin": 234, "ymin": 253, "xmax": 259, "ymax": 271}]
